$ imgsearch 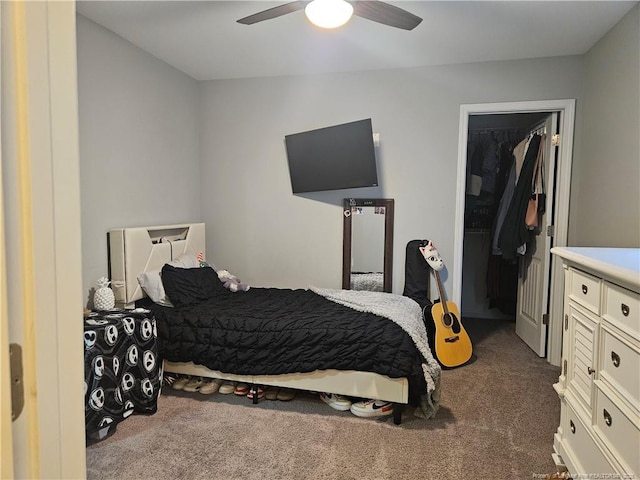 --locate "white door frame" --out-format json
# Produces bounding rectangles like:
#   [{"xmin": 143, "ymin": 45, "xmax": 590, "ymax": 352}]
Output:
[
  {"xmin": 1, "ymin": 1, "xmax": 86, "ymax": 477},
  {"xmin": 453, "ymin": 99, "xmax": 576, "ymax": 366},
  {"xmin": 1, "ymin": 2, "xmax": 15, "ymax": 471}
]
